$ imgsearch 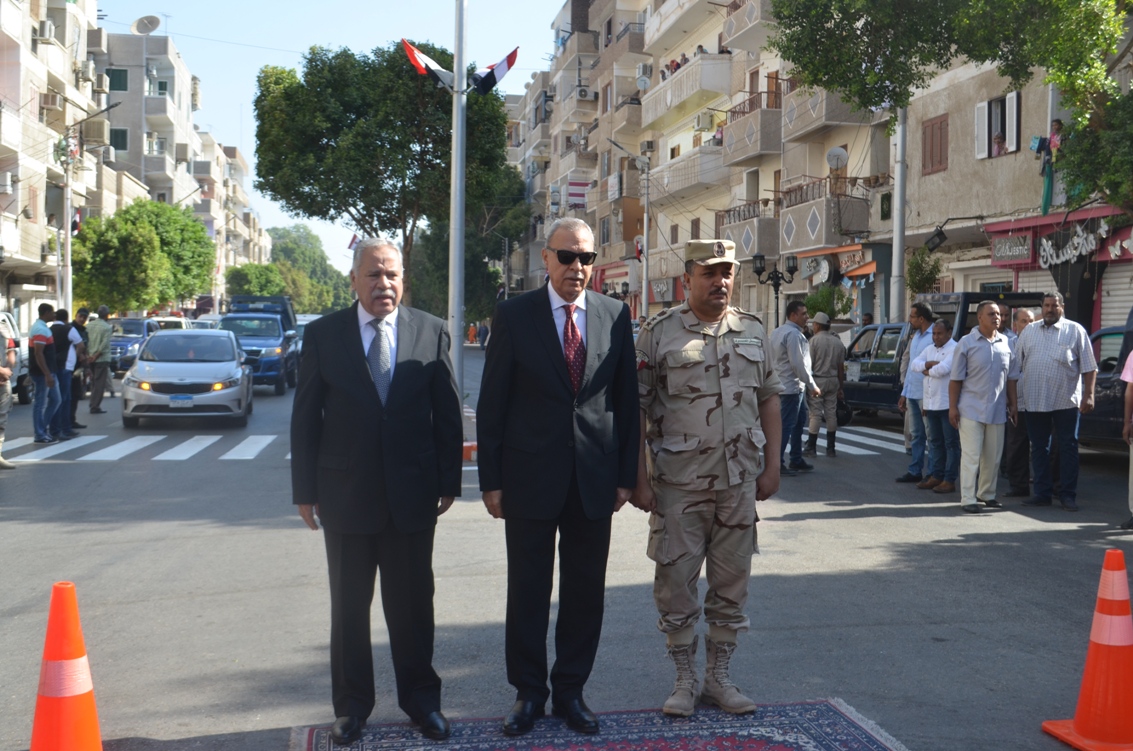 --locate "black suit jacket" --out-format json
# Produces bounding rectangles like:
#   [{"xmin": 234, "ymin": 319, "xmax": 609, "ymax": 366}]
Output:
[
  {"xmin": 476, "ymin": 286, "xmax": 639, "ymax": 521},
  {"xmin": 290, "ymin": 303, "xmax": 463, "ymax": 534}
]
